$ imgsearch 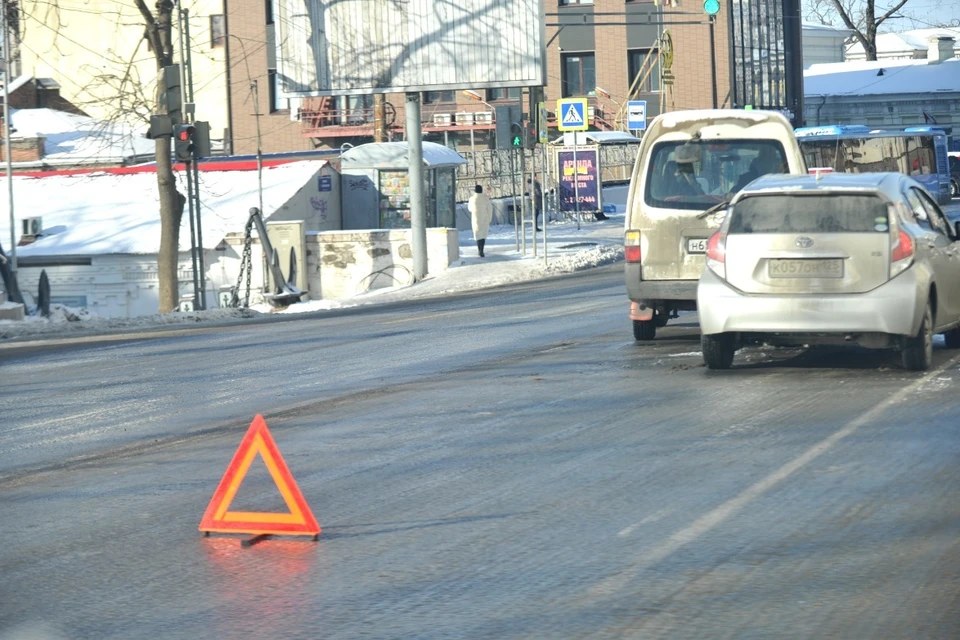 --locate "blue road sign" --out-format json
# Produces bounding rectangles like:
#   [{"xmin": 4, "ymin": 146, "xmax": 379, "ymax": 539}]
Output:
[
  {"xmin": 626, "ymin": 101, "xmax": 647, "ymax": 131},
  {"xmin": 557, "ymin": 98, "xmax": 589, "ymax": 132}
]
